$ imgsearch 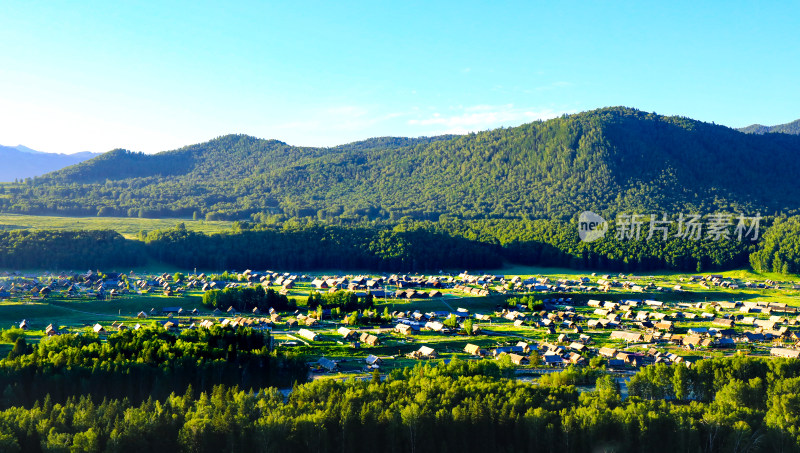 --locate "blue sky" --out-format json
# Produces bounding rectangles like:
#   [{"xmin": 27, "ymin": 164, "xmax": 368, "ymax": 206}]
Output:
[{"xmin": 1, "ymin": 1, "xmax": 798, "ymax": 154}]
